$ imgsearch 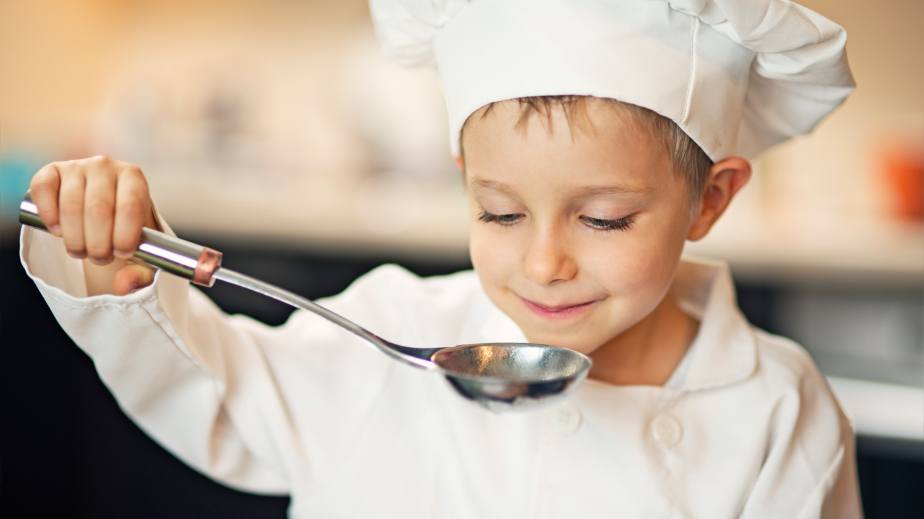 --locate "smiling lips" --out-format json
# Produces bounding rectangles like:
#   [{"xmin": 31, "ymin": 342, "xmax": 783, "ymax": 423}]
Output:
[{"xmin": 519, "ymin": 296, "xmax": 601, "ymax": 320}]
